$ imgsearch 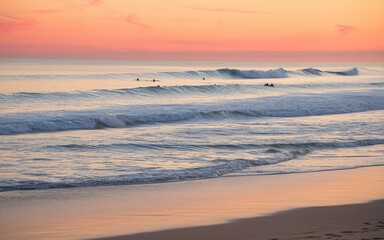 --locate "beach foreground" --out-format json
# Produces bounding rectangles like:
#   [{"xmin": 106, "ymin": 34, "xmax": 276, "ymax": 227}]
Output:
[
  {"xmin": 0, "ymin": 167, "xmax": 383, "ymax": 240},
  {"xmin": 97, "ymin": 200, "xmax": 384, "ymax": 240}
]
